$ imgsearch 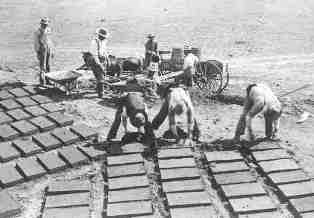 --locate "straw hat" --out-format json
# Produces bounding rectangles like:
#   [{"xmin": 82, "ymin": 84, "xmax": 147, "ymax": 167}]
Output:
[
  {"xmin": 40, "ymin": 18, "xmax": 49, "ymax": 25},
  {"xmin": 147, "ymin": 34, "xmax": 155, "ymax": 38},
  {"xmin": 96, "ymin": 28, "xmax": 109, "ymax": 38}
]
